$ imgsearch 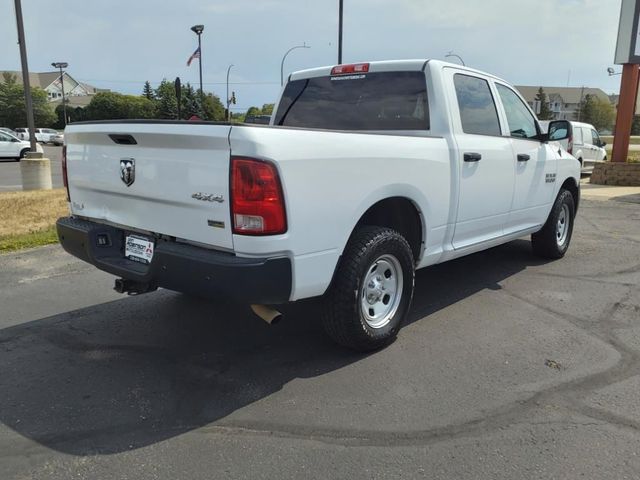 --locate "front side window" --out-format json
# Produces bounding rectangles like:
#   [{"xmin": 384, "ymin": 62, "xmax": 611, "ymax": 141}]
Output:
[
  {"xmin": 495, "ymin": 84, "xmax": 538, "ymax": 139},
  {"xmin": 0, "ymin": 133, "xmax": 11, "ymax": 142},
  {"xmin": 591, "ymin": 129, "xmax": 601, "ymax": 147},
  {"xmin": 453, "ymin": 74, "xmax": 501, "ymax": 136},
  {"xmin": 274, "ymin": 71, "xmax": 428, "ymax": 131}
]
